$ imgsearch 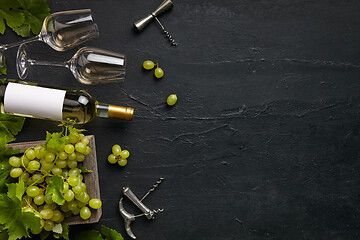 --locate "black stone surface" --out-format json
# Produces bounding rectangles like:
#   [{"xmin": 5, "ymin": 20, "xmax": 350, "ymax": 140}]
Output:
[{"xmin": 3, "ymin": 0, "xmax": 360, "ymax": 239}]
